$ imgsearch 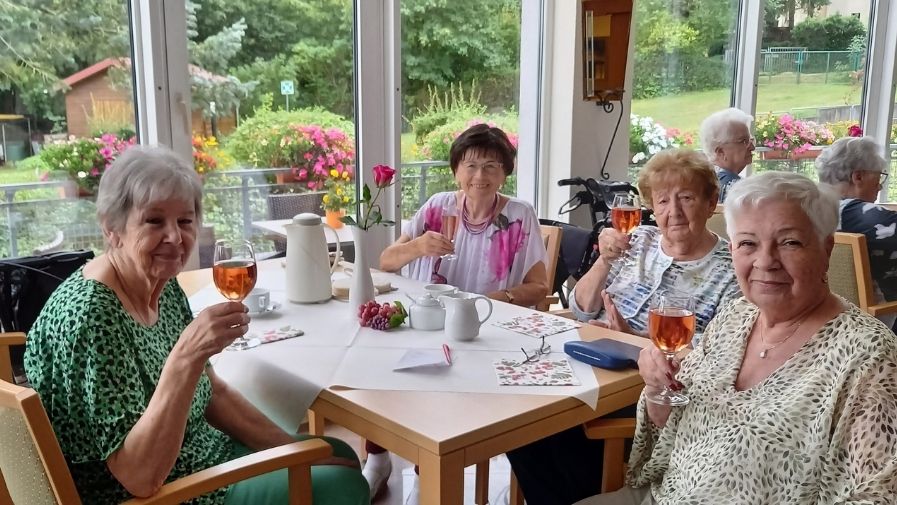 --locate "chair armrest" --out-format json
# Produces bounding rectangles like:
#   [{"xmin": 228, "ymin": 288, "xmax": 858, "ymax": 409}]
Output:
[
  {"xmin": 0, "ymin": 332, "xmax": 26, "ymax": 383},
  {"xmin": 0, "ymin": 332, "xmax": 26, "ymax": 347},
  {"xmin": 549, "ymin": 309, "xmax": 575, "ymax": 320},
  {"xmin": 867, "ymin": 301, "xmax": 897, "ymax": 317},
  {"xmin": 583, "ymin": 417, "xmax": 636, "ymax": 440},
  {"xmin": 121, "ymin": 439, "xmax": 332, "ymax": 505}
]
